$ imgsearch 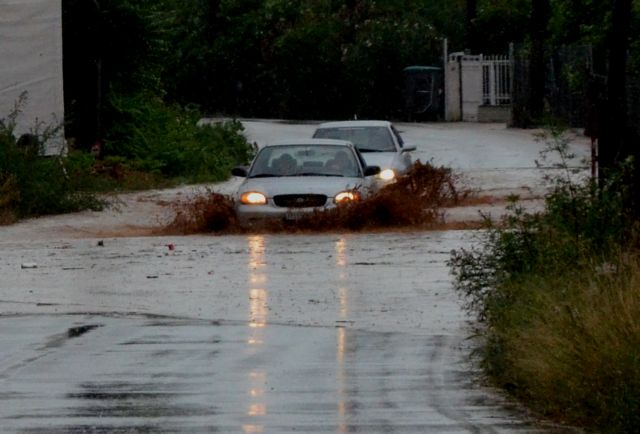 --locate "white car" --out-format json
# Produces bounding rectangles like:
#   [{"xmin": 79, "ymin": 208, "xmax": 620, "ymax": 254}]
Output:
[
  {"xmin": 312, "ymin": 120, "xmax": 416, "ymax": 182},
  {"xmin": 231, "ymin": 139, "xmax": 380, "ymax": 226}
]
